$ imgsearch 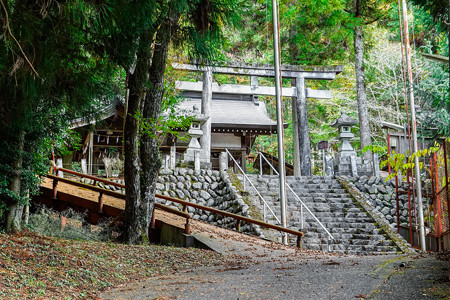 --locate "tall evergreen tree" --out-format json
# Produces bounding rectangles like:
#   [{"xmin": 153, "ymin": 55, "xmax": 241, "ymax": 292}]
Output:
[
  {"xmin": 346, "ymin": 0, "xmax": 393, "ymax": 161},
  {"xmin": 0, "ymin": 0, "xmax": 120, "ymax": 232},
  {"xmin": 97, "ymin": 0, "xmax": 242, "ymax": 244}
]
